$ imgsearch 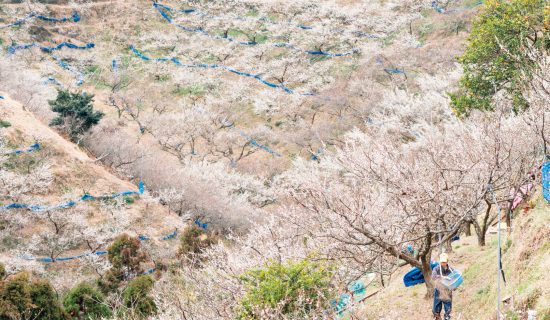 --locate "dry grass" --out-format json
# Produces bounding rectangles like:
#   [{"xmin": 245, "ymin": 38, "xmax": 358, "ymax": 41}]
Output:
[{"xmin": 354, "ymin": 190, "xmax": 550, "ymax": 320}]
